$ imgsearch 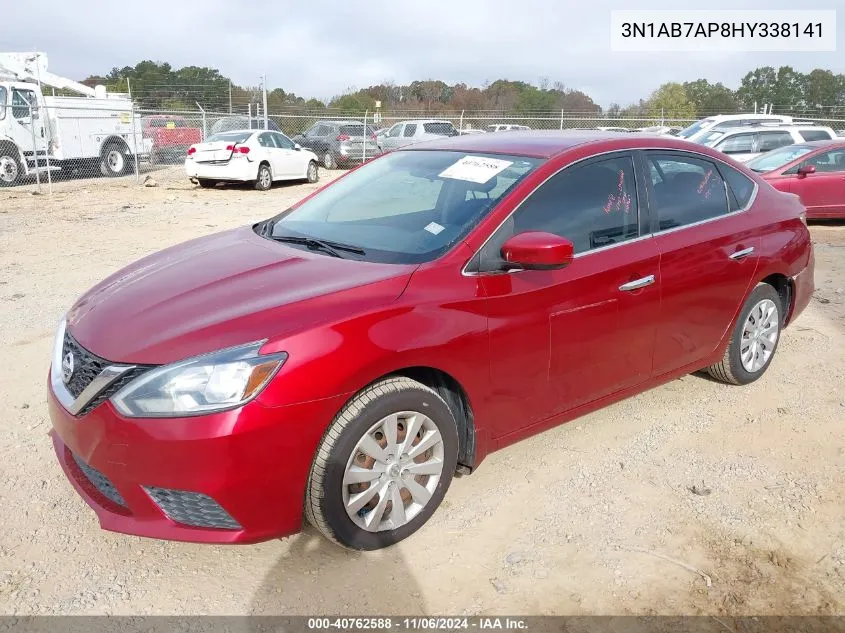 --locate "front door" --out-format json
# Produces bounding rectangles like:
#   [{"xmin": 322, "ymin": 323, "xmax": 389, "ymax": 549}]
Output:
[
  {"xmin": 643, "ymin": 151, "xmax": 762, "ymax": 375},
  {"xmin": 9, "ymin": 87, "xmax": 47, "ymax": 169},
  {"xmin": 271, "ymin": 132, "xmax": 305, "ymax": 178},
  {"xmin": 790, "ymin": 148, "xmax": 845, "ymax": 218},
  {"xmin": 477, "ymin": 152, "xmax": 661, "ymax": 438}
]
